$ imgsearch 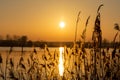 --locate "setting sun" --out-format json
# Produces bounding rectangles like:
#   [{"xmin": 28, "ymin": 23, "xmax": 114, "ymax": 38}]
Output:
[{"xmin": 59, "ymin": 21, "xmax": 65, "ymax": 28}]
